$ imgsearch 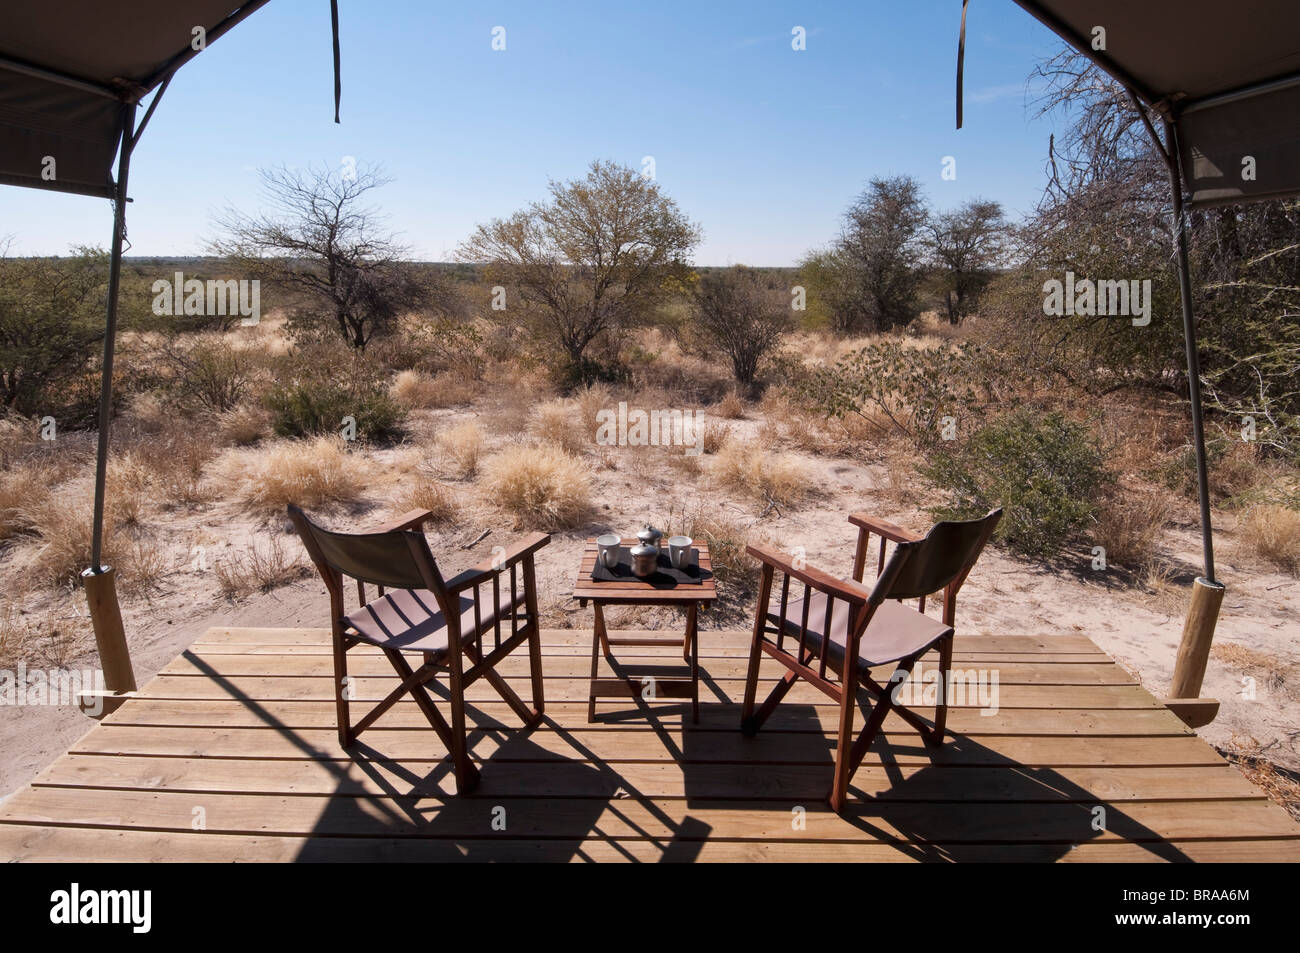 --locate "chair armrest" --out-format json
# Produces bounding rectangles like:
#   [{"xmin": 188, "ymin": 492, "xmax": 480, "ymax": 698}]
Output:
[
  {"xmin": 445, "ymin": 532, "xmax": 551, "ymax": 594},
  {"xmin": 746, "ymin": 542, "xmax": 869, "ymax": 607},
  {"xmin": 847, "ymin": 513, "xmax": 921, "ymax": 543},
  {"xmin": 367, "ymin": 508, "xmax": 435, "ymax": 535}
]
